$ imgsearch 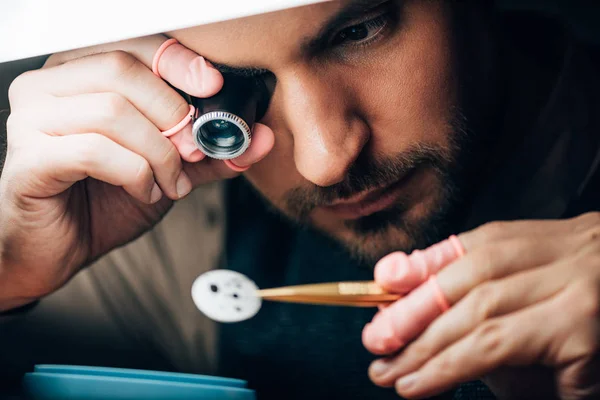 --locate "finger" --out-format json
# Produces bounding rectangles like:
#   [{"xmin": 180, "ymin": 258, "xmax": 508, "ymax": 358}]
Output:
[
  {"xmin": 13, "ymin": 93, "xmax": 190, "ymax": 200},
  {"xmin": 363, "ymin": 277, "xmax": 447, "ymax": 355},
  {"xmin": 177, "ymin": 122, "xmax": 275, "ymax": 180},
  {"xmin": 169, "ymin": 125, "xmax": 206, "ymax": 163},
  {"xmin": 374, "ymin": 235, "xmax": 464, "ymax": 294},
  {"xmin": 436, "ymin": 234, "xmax": 576, "ymax": 306},
  {"xmin": 17, "ymin": 134, "xmax": 160, "ymax": 204},
  {"xmin": 373, "ymin": 216, "xmax": 590, "ymax": 297},
  {"xmin": 363, "ymin": 235, "xmax": 571, "ymax": 355},
  {"xmin": 46, "ymin": 35, "xmax": 223, "ymax": 99},
  {"xmin": 458, "ymin": 217, "xmax": 587, "ymax": 252},
  {"xmin": 19, "ymin": 51, "xmax": 190, "ymax": 132},
  {"xmin": 174, "ymin": 120, "xmax": 276, "ymax": 166},
  {"xmin": 228, "ymin": 123, "xmax": 275, "ymax": 168},
  {"xmin": 391, "ymin": 298, "xmax": 562, "ymax": 399},
  {"xmin": 44, "ymin": 35, "xmax": 172, "ymax": 68},
  {"xmin": 369, "ymin": 263, "xmax": 570, "ymax": 387},
  {"xmin": 41, "ymin": 36, "xmax": 224, "ymax": 159}
]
